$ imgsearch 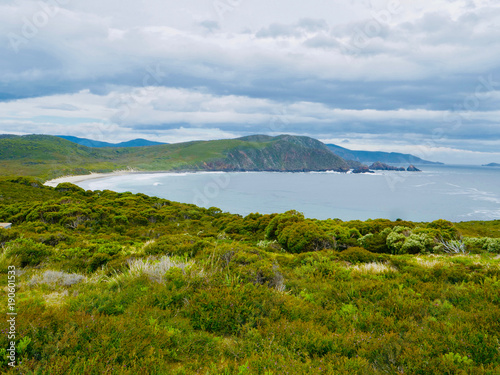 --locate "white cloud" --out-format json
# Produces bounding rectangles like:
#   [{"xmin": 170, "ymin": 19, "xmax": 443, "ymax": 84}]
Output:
[{"xmin": 1, "ymin": 0, "xmax": 500, "ymax": 163}]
